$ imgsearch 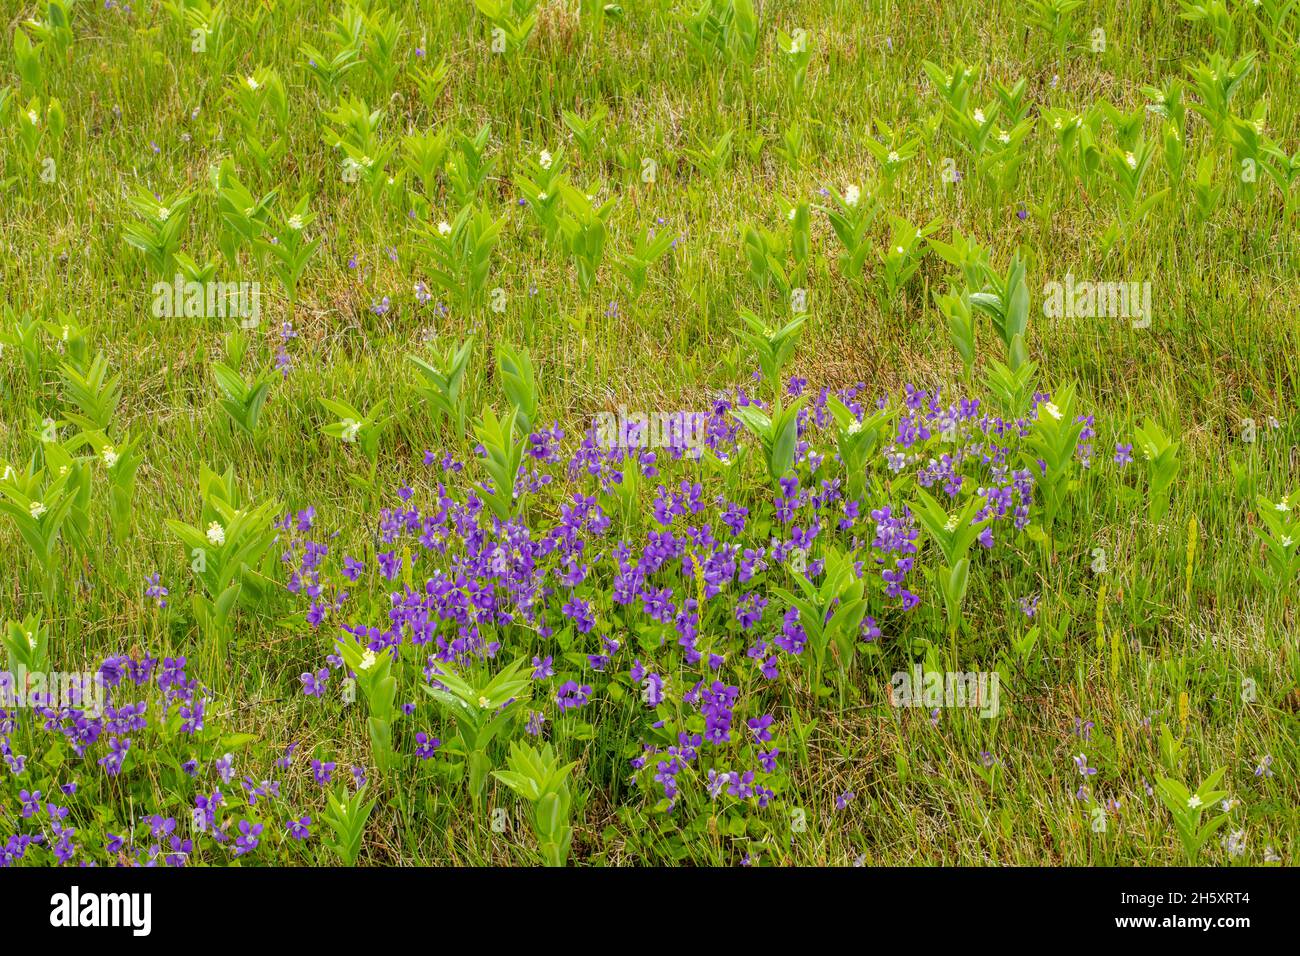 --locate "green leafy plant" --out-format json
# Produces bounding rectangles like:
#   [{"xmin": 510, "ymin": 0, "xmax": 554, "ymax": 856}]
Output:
[
  {"xmin": 422, "ymin": 657, "xmax": 533, "ymax": 804},
  {"xmin": 911, "ymin": 489, "xmax": 993, "ymax": 641},
  {"xmin": 1, "ymin": 612, "xmax": 49, "ymax": 676},
  {"xmin": 0, "ymin": 456, "xmax": 83, "ymax": 602},
  {"xmin": 318, "ymin": 396, "xmax": 393, "ymax": 494},
  {"xmin": 1020, "ymin": 383, "xmax": 1087, "ymax": 535},
  {"xmin": 561, "ymin": 105, "xmax": 608, "ymax": 165},
  {"xmin": 321, "ymin": 783, "xmax": 377, "ymax": 866},
  {"xmin": 1133, "ymin": 418, "xmax": 1181, "ymax": 522},
  {"xmin": 826, "ymin": 397, "xmax": 892, "ymax": 500},
  {"xmin": 164, "ymin": 465, "xmax": 280, "ymax": 666},
  {"xmin": 473, "ymin": 405, "xmax": 526, "ymax": 520},
  {"xmin": 335, "ymin": 636, "xmax": 399, "ymax": 772},
  {"xmin": 256, "ymin": 195, "xmax": 320, "ymax": 307},
  {"xmin": 496, "ymin": 343, "xmax": 539, "ymax": 434},
  {"xmin": 493, "ymin": 741, "xmax": 579, "ymax": 867},
  {"xmin": 822, "ymin": 183, "xmax": 880, "ymax": 282},
  {"xmin": 558, "ymin": 183, "xmax": 616, "ymax": 295},
  {"xmin": 731, "ymin": 395, "xmax": 807, "ymax": 485},
  {"xmin": 772, "ymin": 545, "xmax": 868, "ymax": 691},
  {"xmin": 969, "ymin": 251, "xmax": 1031, "ymax": 370},
  {"xmin": 474, "ymin": 0, "xmax": 541, "ymax": 53},
  {"xmin": 1252, "ymin": 491, "xmax": 1300, "ymax": 590},
  {"xmin": 615, "ymin": 223, "xmax": 676, "ymax": 294},
  {"xmin": 1155, "ymin": 768, "xmax": 1231, "ymax": 864},
  {"xmin": 122, "ymin": 186, "xmax": 195, "ymax": 276},
  {"xmin": 421, "ymin": 203, "xmax": 504, "ymax": 308},
  {"xmin": 212, "ymin": 340, "xmax": 277, "ymax": 446},
  {"xmin": 407, "ymin": 336, "xmax": 475, "ymax": 441}
]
